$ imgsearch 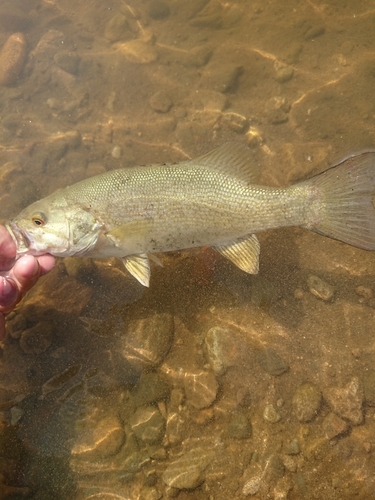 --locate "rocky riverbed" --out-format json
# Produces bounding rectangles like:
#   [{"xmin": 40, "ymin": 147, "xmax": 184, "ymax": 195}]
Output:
[{"xmin": 1, "ymin": 0, "xmax": 375, "ymax": 499}]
